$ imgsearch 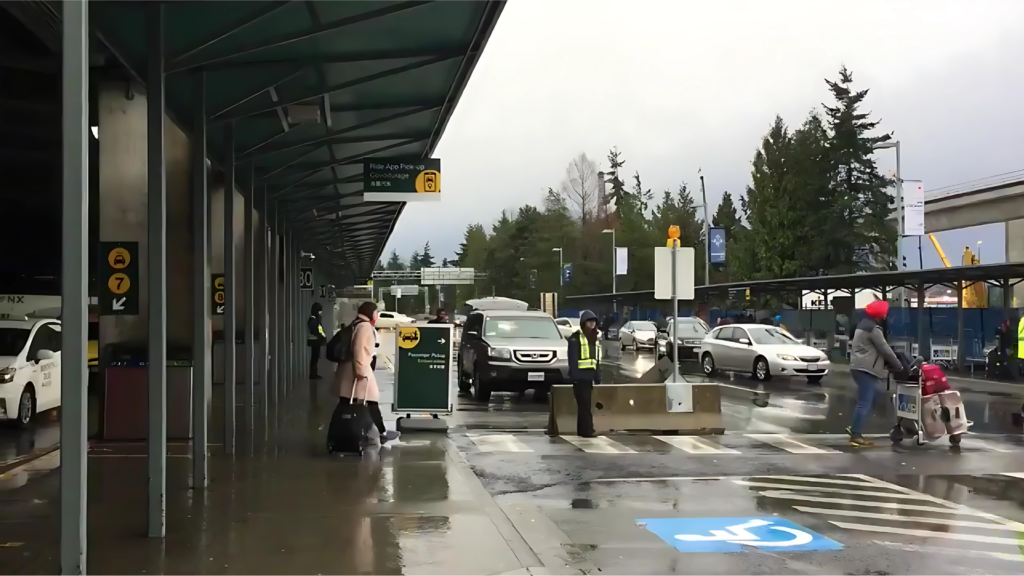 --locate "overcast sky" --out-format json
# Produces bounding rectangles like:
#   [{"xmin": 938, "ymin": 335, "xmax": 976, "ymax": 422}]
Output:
[{"xmin": 384, "ymin": 0, "xmax": 1024, "ymax": 271}]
